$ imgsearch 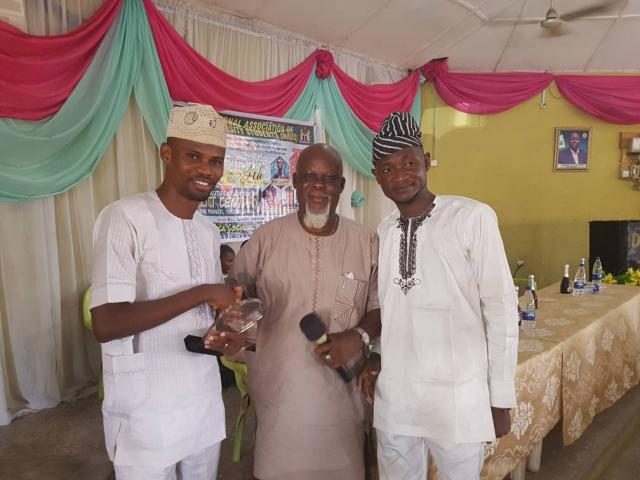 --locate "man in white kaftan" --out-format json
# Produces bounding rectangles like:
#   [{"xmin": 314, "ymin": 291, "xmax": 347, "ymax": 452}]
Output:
[
  {"xmin": 360, "ymin": 112, "xmax": 519, "ymax": 480},
  {"xmin": 90, "ymin": 104, "xmax": 243, "ymax": 480}
]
